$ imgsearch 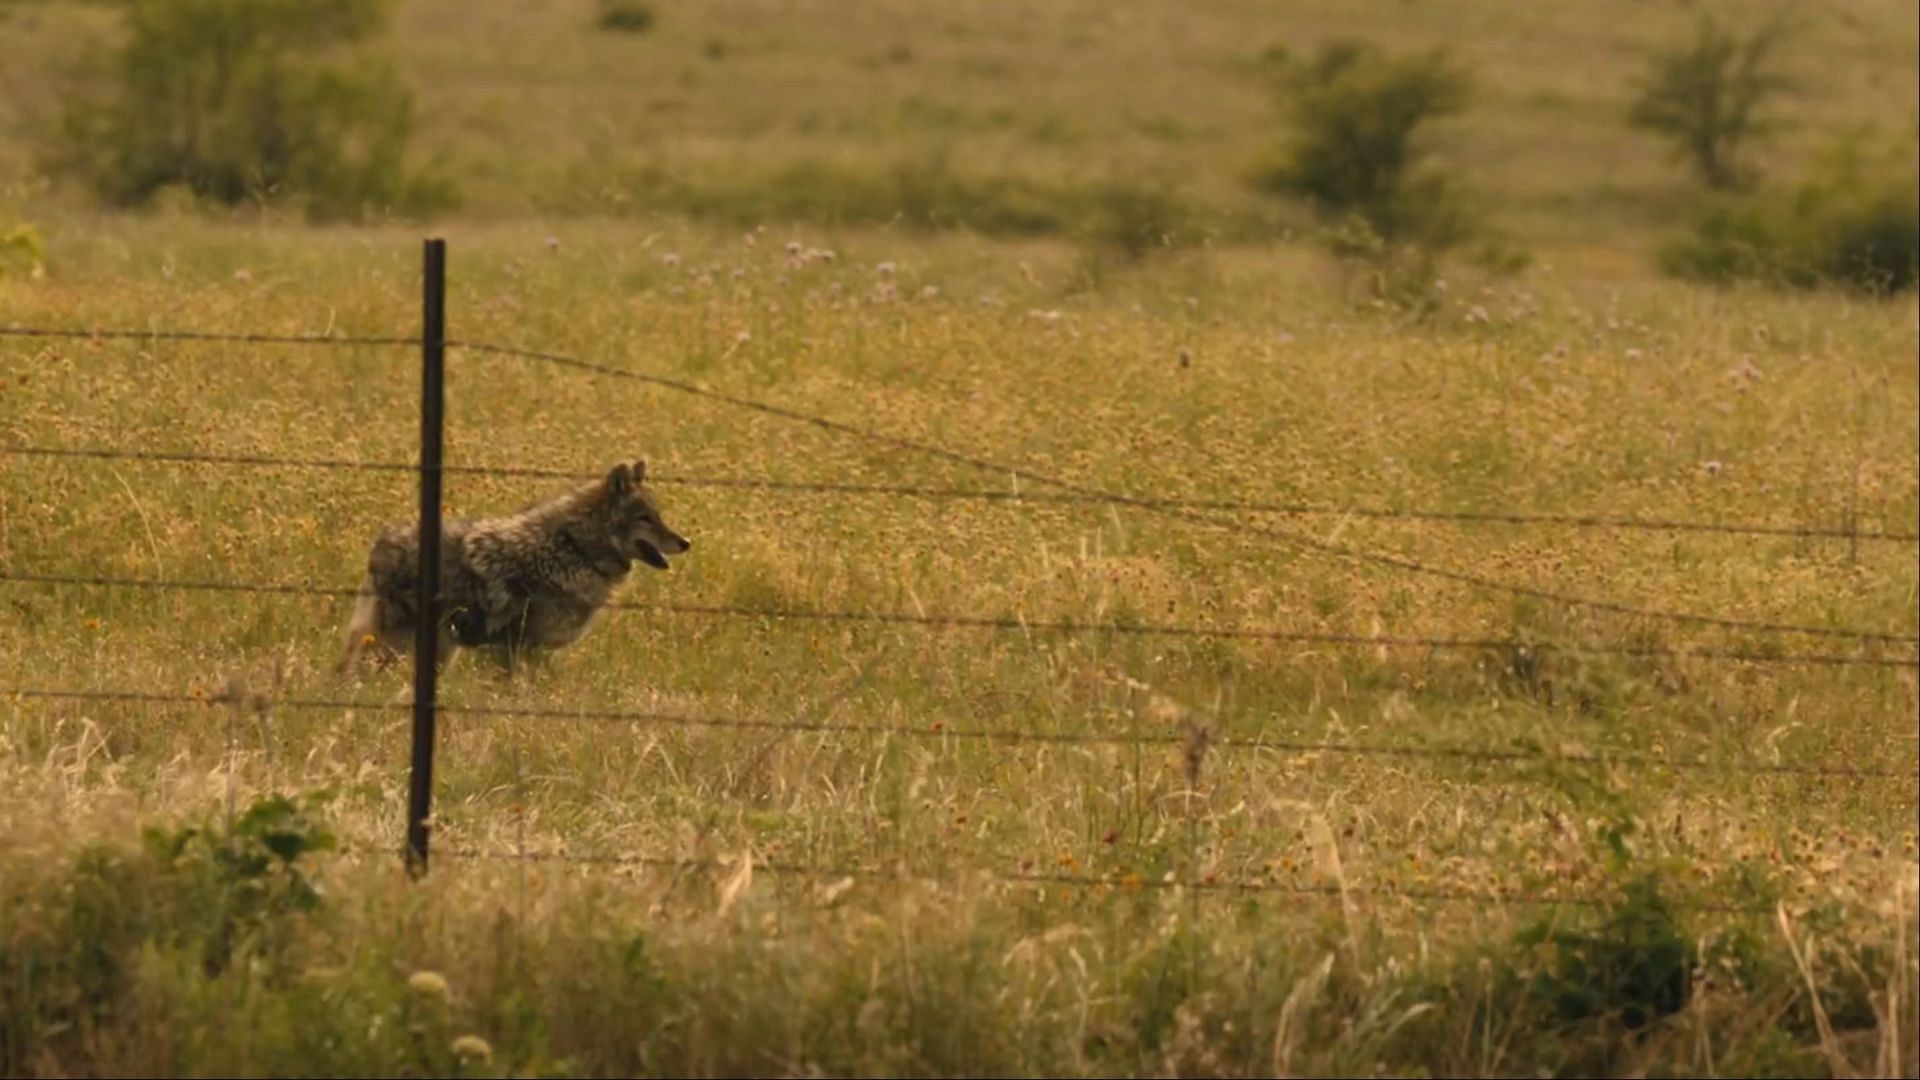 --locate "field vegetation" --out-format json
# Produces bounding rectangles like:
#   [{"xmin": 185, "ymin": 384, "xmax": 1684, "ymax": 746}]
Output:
[{"xmin": 0, "ymin": 0, "xmax": 1915, "ymax": 1075}]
